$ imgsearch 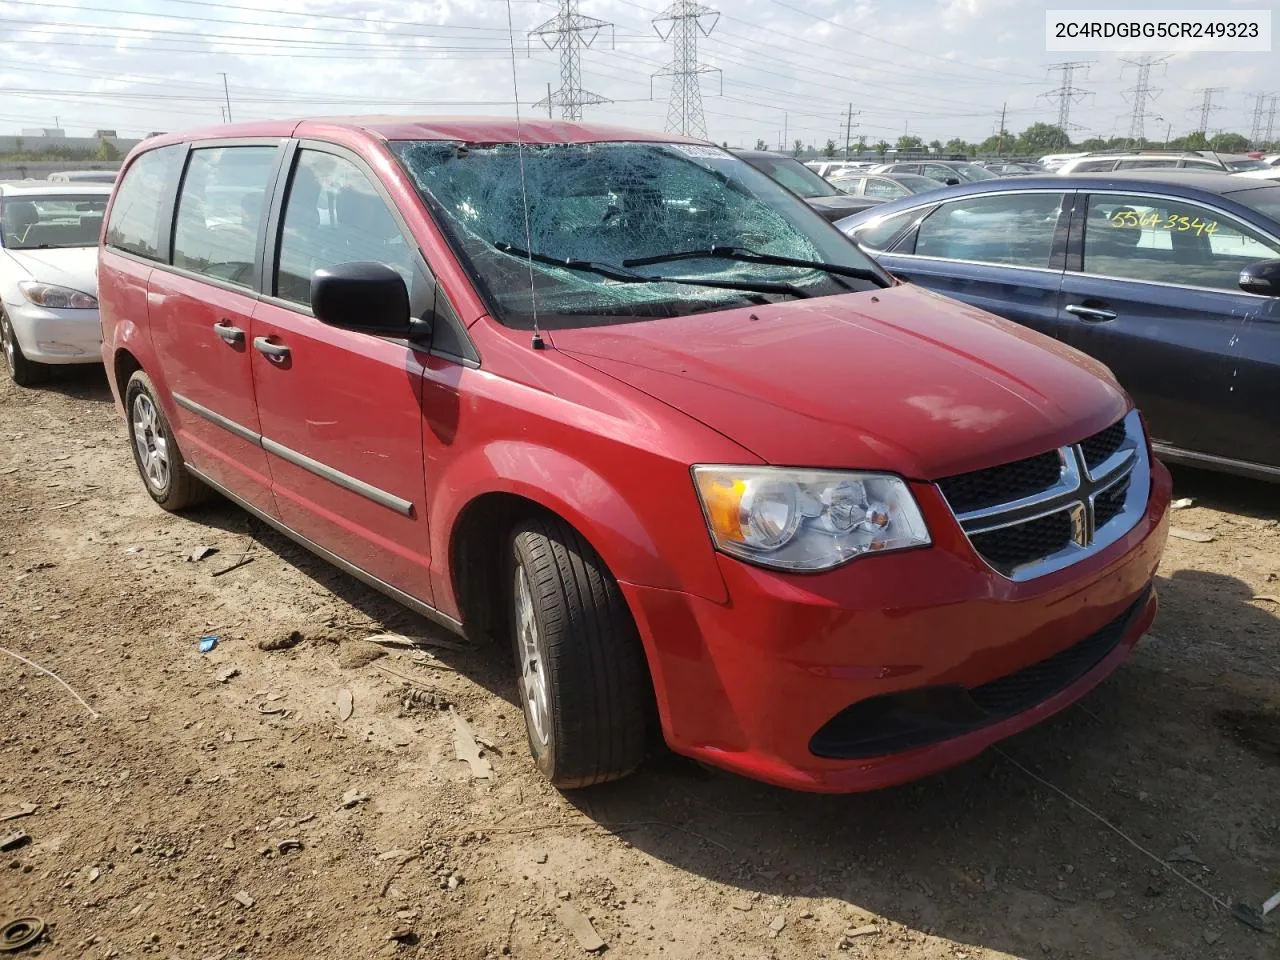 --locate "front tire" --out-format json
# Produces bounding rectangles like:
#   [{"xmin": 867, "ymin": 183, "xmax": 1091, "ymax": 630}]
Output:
[
  {"xmin": 510, "ymin": 516, "xmax": 652, "ymax": 789},
  {"xmin": 0, "ymin": 307, "xmax": 51, "ymax": 387},
  {"xmin": 124, "ymin": 370, "xmax": 208, "ymax": 511}
]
